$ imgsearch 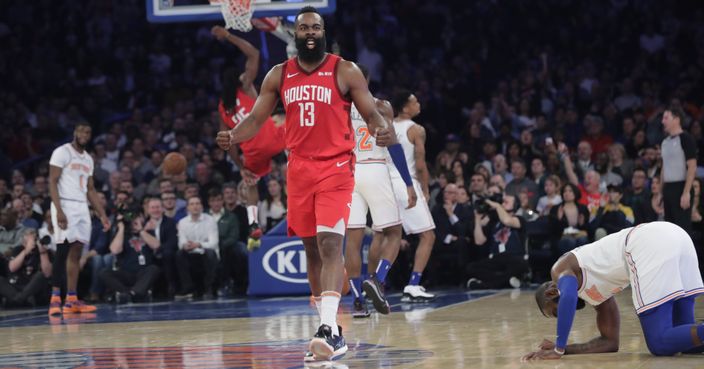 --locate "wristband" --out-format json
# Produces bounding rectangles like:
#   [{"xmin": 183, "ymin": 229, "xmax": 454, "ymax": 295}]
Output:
[{"xmin": 554, "ymin": 347, "xmax": 565, "ymax": 355}]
